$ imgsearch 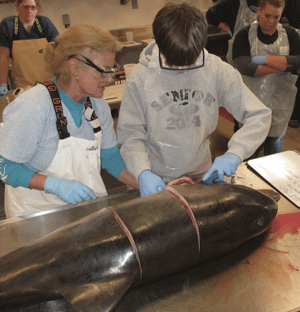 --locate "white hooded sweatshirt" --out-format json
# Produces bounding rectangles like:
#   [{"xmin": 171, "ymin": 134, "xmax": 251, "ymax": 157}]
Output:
[{"xmin": 117, "ymin": 42, "xmax": 271, "ymax": 182}]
